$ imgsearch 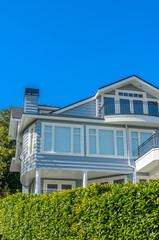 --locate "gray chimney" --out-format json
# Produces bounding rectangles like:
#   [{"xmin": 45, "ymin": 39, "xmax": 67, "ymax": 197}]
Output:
[{"xmin": 24, "ymin": 88, "xmax": 39, "ymax": 113}]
